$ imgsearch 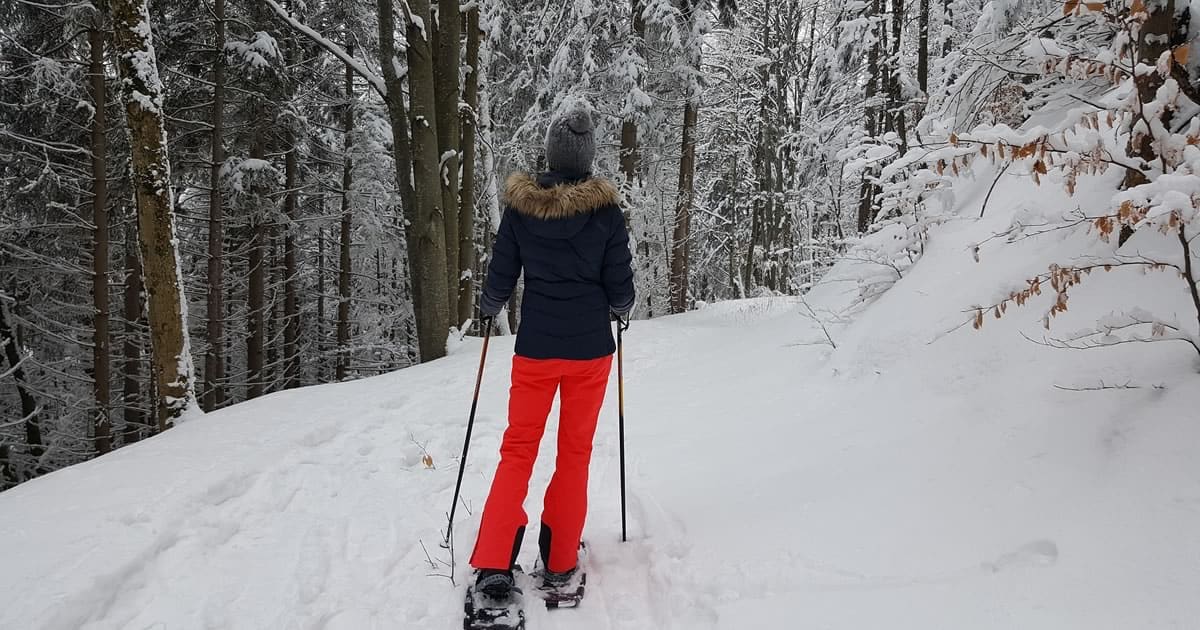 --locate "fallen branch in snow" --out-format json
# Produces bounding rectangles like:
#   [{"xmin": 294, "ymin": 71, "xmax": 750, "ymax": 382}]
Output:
[
  {"xmin": 419, "ymin": 539, "xmax": 454, "ymax": 583},
  {"xmin": 796, "ymin": 296, "xmax": 837, "ymax": 349},
  {"xmin": 1021, "ymin": 329, "xmax": 1200, "ymax": 357},
  {"xmin": 1053, "ymin": 380, "xmax": 1165, "ymax": 392},
  {"xmin": 927, "ymin": 317, "xmax": 974, "ymax": 346}
]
